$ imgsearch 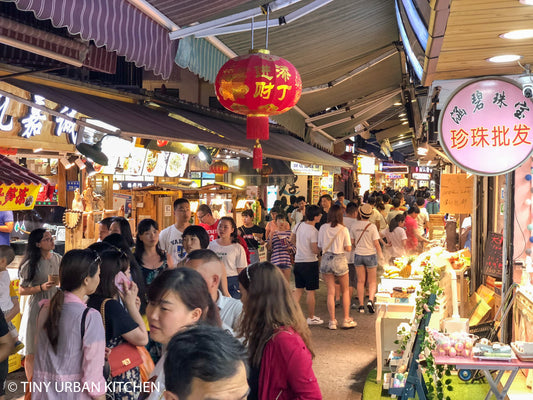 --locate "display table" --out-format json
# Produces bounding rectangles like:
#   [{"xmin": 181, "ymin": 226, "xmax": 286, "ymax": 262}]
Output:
[
  {"xmin": 434, "ymin": 354, "xmax": 533, "ymax": 400},
  {"xmin": 375, "ymin": 303, "xmax": 415, "ymax": 382}
]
